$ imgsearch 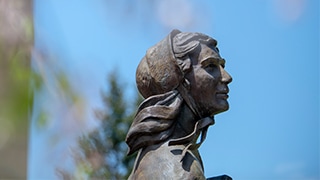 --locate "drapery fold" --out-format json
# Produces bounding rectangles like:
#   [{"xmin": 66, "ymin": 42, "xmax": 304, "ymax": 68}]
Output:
[{"xmin": 126, "ymin": 90, "xmax": 183, "ymax": 155}]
